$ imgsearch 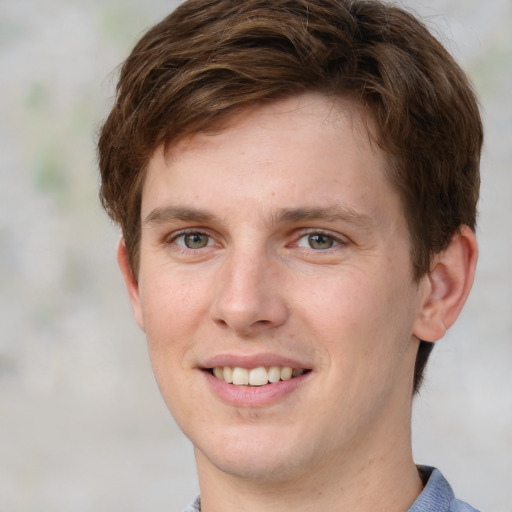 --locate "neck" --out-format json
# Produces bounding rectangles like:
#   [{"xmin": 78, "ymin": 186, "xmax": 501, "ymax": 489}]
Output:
[{"xmin": 195, "ymin": 416, "xmax": 423, "ymax": 512}]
